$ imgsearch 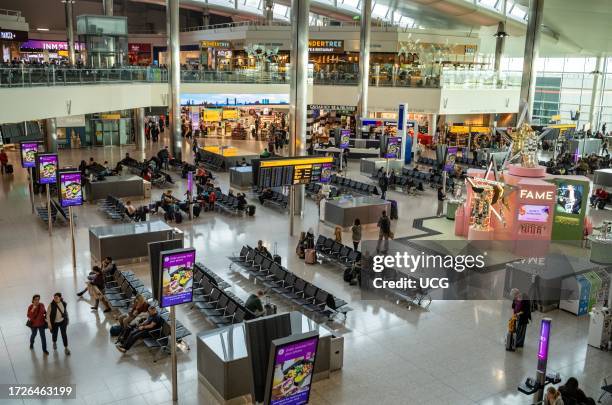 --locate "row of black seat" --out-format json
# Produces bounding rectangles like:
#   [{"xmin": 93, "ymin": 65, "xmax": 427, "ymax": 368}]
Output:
[
  {"xmin": 255, "ymin": 188, "xmax": 288, "ymax": 210},
  {"xmin": 315, "ymin": 235, "xmax": 361, "ymax": 267},
  {"xmin": 36, "ymin": 198, "xmax": 70, "ymax": 225},
  {"xmin": 305, "ymin": 183, "xmax": 342, "ymax": 199},
  {"xmin": 99, "ymin": 195, "xmax": 133, "ymax": 222},
  {"xmin": 330, "ymin": 175, "xmax": 379, "ymax": 195},
  {"xmin": 191, "ymin": 264, "xmax": 256, "ymax": 327},
  {"xmin": 196, "ymin": 150, "xmax": 225, "ymax": 171},
  {"xmin": 103, "ymin": 269, "xmax": 192, "ymax": 361},
  {"xmin": 216, "ymin": 193, "xmax": 247, "ymax": 215},
  {"xmin": 417, "ymin": 155, "xmax": 480, "ymax": 168},
  {"xmin": 230, "ymin": 245, "xmax": 351, "ymax": 321}
]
